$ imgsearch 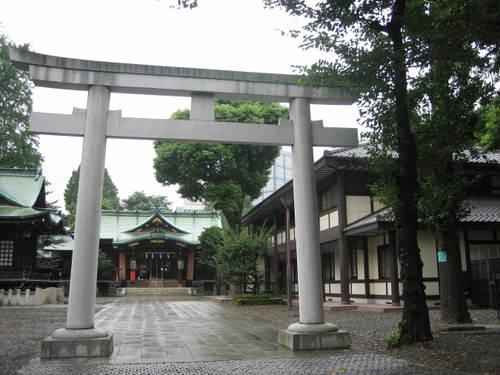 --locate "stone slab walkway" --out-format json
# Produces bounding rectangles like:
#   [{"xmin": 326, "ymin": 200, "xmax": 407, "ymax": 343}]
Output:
[{"xmin": 18, "ymin": 296, "xmax": 467, "ymax": 375}]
